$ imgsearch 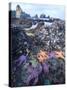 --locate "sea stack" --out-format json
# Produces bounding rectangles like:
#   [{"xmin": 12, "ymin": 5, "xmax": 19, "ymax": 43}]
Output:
[{"xmin": 16, "ymin": 5, "xmax": 22, "ymax": 18}]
